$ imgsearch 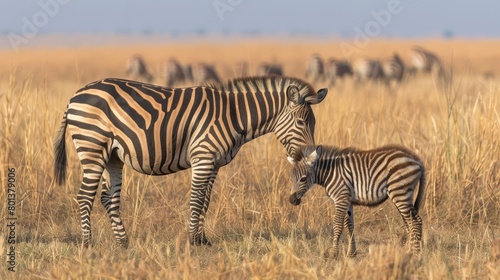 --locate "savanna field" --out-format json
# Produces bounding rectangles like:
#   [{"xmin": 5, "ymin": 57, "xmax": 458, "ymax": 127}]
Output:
[{"xmin": 0, "ymin": 38, "xmax": 499, "ymax": 279}]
